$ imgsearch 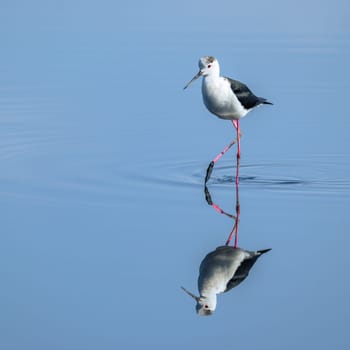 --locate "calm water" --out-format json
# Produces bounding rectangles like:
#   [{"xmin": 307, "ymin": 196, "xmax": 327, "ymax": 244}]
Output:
[{"xmin": 1, "ymin": 1, "xmax": 350, "ymax": 349}]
